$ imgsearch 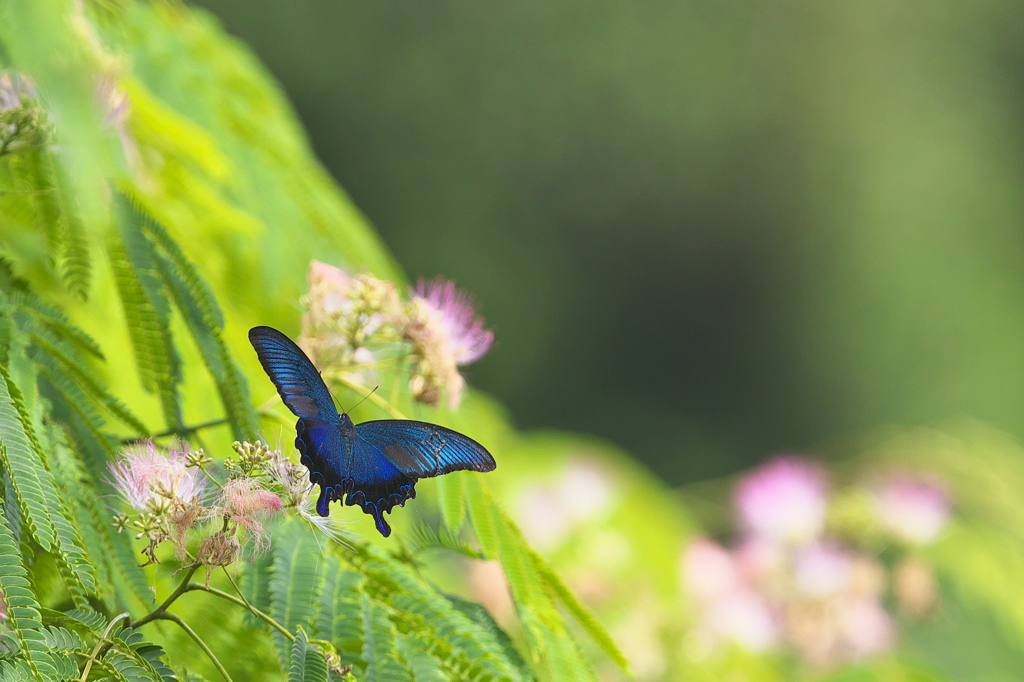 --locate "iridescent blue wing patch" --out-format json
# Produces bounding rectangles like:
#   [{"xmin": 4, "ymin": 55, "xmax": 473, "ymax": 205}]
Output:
[
  {"xmin": 247, "ymin": 326, "xmax": 338, "ymax": 421},
  {"xmin": 354, "ymin": 420, "xmax": 496, "ymax": 478},
  {"xmin": 350, "ymin": 420, "xmax": 496, "ymax": 536}
]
